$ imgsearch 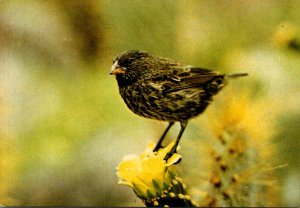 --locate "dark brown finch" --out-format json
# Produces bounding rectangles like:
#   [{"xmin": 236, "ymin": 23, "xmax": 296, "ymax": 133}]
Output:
[{"xmin": 110, "ymin": 50, "xmax": 248, "ymax": 161}]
